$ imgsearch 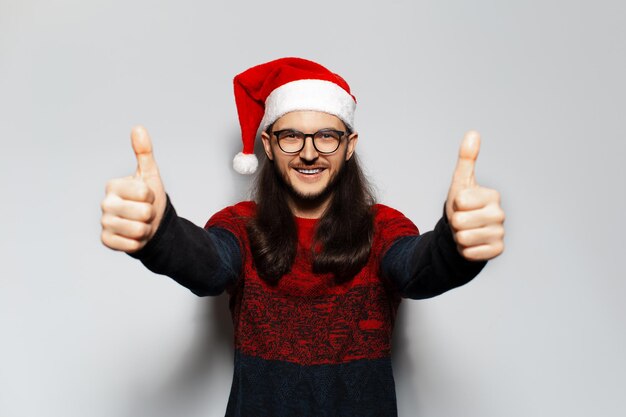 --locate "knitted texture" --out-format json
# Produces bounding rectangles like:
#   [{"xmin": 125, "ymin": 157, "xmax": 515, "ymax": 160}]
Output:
[
  {"xmin": 205, "ymin": 202, "xmax": 419, "ymax": 364},
  {"xmin": 205, "ymin": 201, "xmax": 420, "ymax": 416}
]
